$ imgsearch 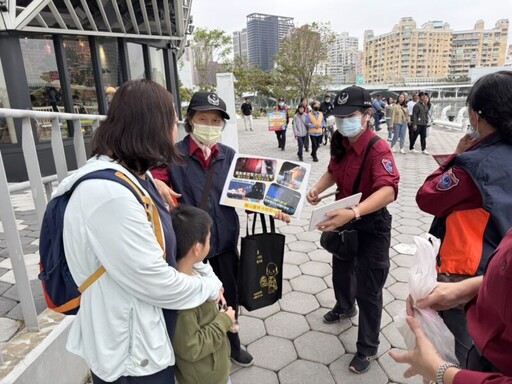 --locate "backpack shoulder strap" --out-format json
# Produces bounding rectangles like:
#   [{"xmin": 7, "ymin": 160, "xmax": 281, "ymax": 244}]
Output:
[{"xmin": 68, "ymin": 169, "xmax": 165, "ymax": 294}]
